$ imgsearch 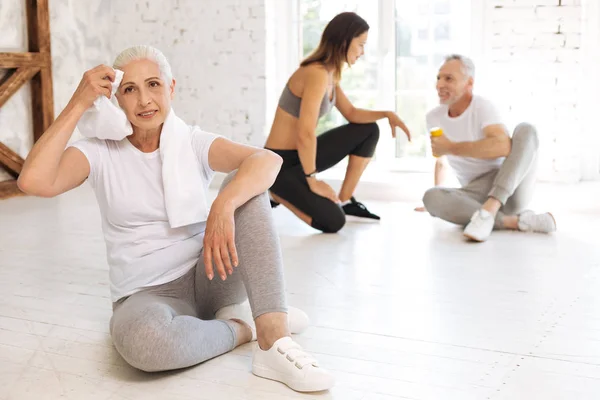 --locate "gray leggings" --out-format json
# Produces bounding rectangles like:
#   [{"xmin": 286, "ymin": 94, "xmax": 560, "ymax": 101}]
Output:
[
  {"xmin": 109, "ymin": 173, "xmax": 287, "ymax": 372},
  {"xmin": 423, "ymin": 123, "xmax": 539, "ymax": 229}
]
